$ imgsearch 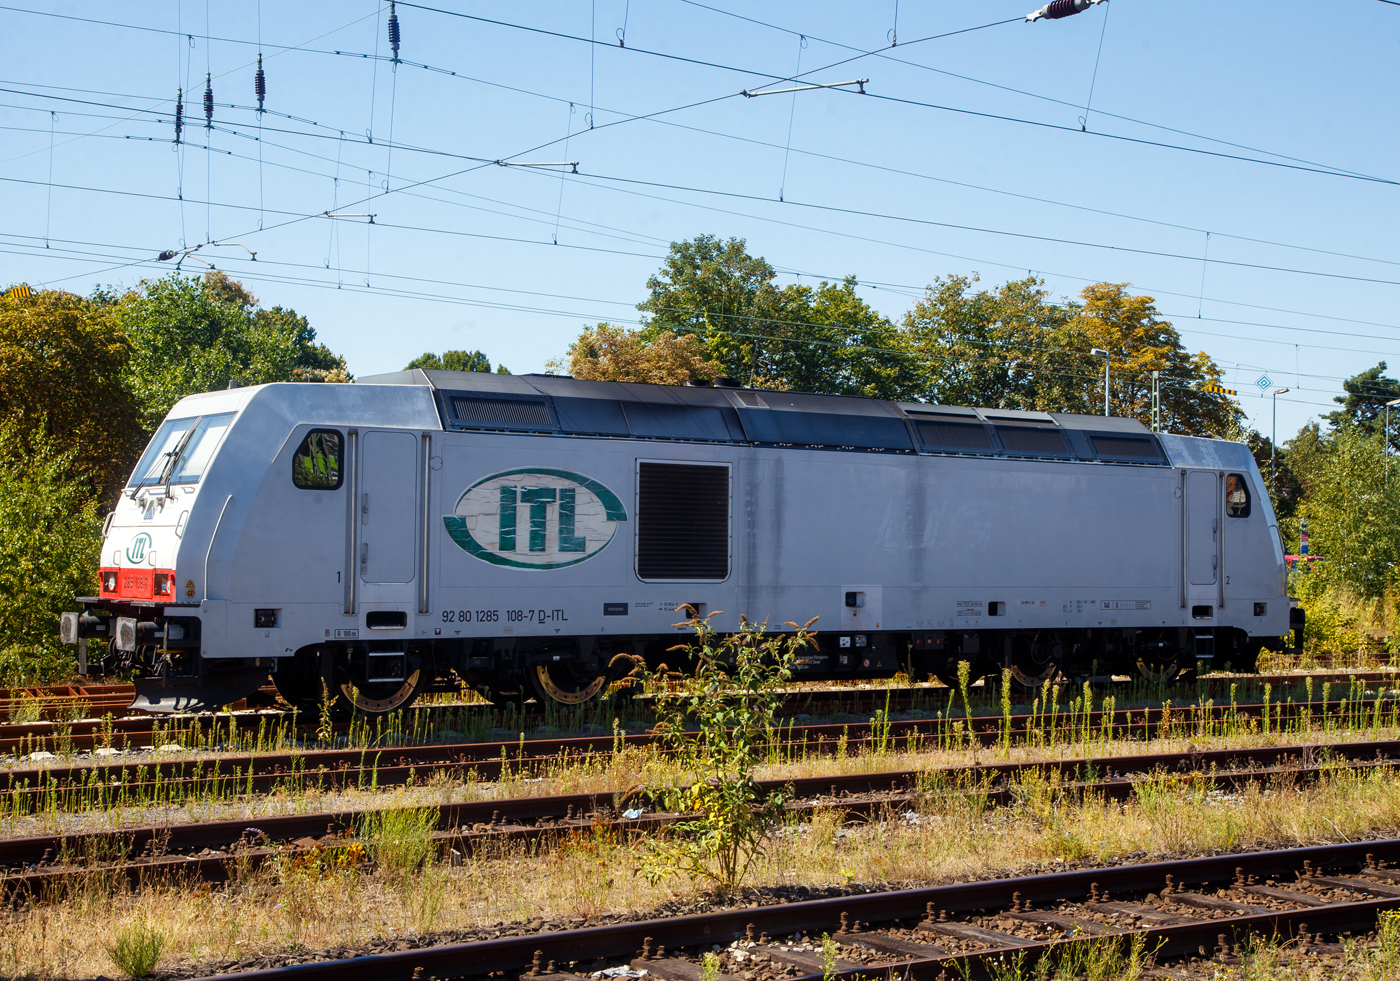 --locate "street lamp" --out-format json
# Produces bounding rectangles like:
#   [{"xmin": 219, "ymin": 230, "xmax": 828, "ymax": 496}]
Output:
[
  {"xmin": 1386, "ymin": 397, "xmax": 1400, "ymax": 486},
  {"xmin": 1270, "ymin": 387, "xmax": 1289, "ymax": 494},
  {"xmin": 1091, "ymin": 349, "xmax": 1110, "ymax": 416}
]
